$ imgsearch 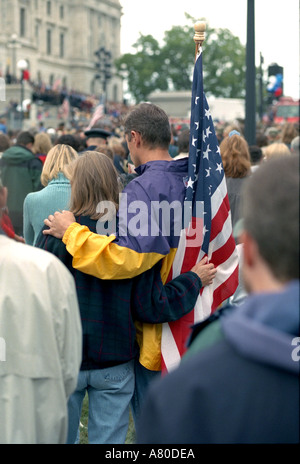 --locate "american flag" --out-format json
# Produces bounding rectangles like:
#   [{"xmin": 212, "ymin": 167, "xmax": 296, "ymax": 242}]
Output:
[
  {"xmin": 61, "ymin": 96, "xmax": 70, "ymax": 120},
  {"xmin": 85, "ymin": 95, "xmax": 105, "ymax": 130},
  {"xmin": 52, "ymin": 78, "xmax": 62, "ymax": 91},
  {"xmin": 161, "ymin": 48, "xmax": 239, "ymax": 372}
]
